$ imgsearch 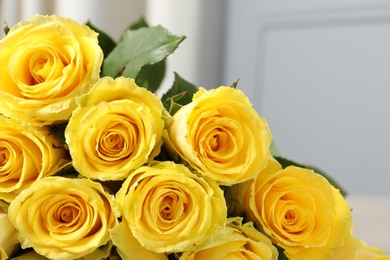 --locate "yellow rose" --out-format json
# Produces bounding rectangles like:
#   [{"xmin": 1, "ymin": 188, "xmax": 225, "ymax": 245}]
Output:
[
  {"xmin": 248, "ymin": 165, "xmax": 352, "ymax": 260},
  {"xmin": 115, "ymin": 161, "xmax": 227, "ymax": 253},
  {"xmin": 65, "ymin": 76, "xmax": 165, "ymax": 181},
  {"xmin": 0, "ymin": 14, "xmax": 102, "ymax": 125},
  {"xmin": 165, "ymin": 86, "xmax": 272, "ymax": 185},
  {"xmin": 8, "ymin": 176, "xmax": 118, "ymax": 260},
  {"xmin": 0, "ymin": 115, "xmax": 67, "ymax": 203},
  {"xmin": 0, "ymin": 209, "xmax": 18, "ymax": 260},
  {"xmin": 180, "ymin": 217, "xmax": 278, "ymax": 260}
]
